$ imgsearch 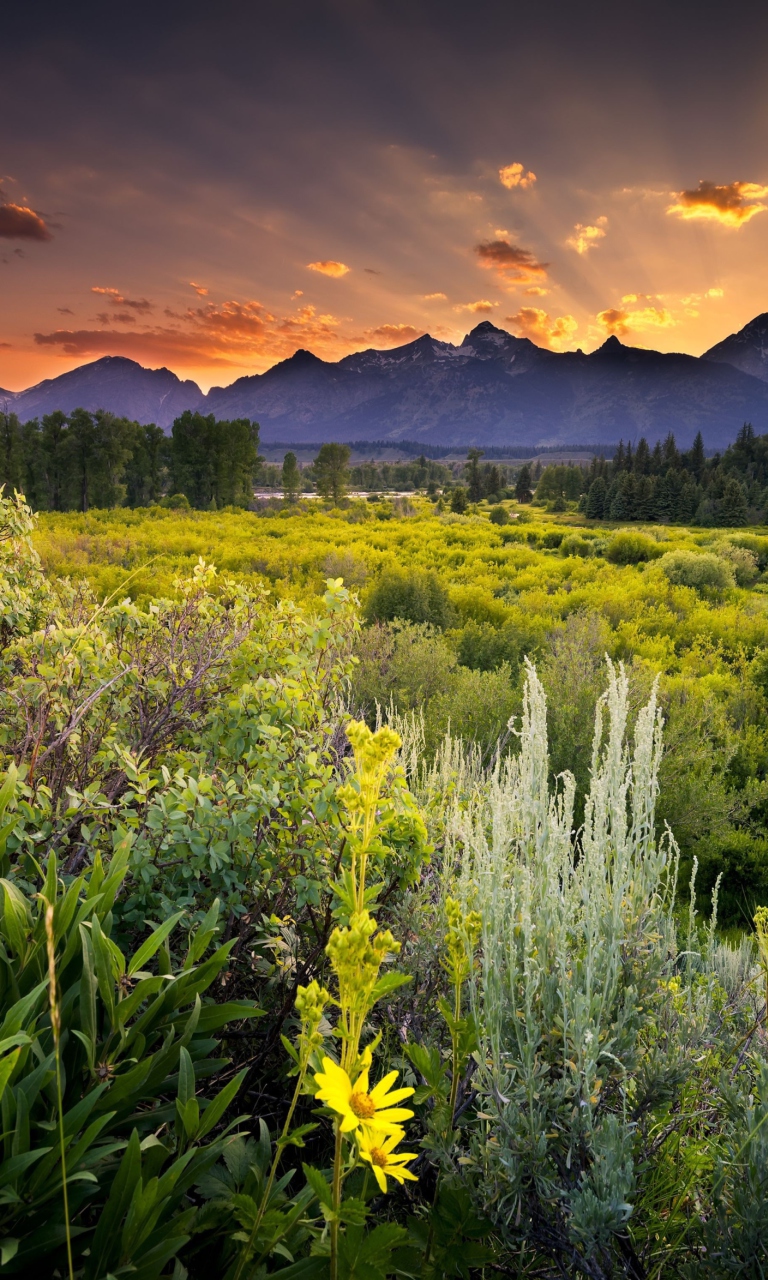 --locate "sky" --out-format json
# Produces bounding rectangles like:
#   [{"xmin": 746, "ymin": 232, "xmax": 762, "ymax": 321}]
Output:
[{"xmin": 3, "ymin": 0, "xmax": 768, "ymax": 392}]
